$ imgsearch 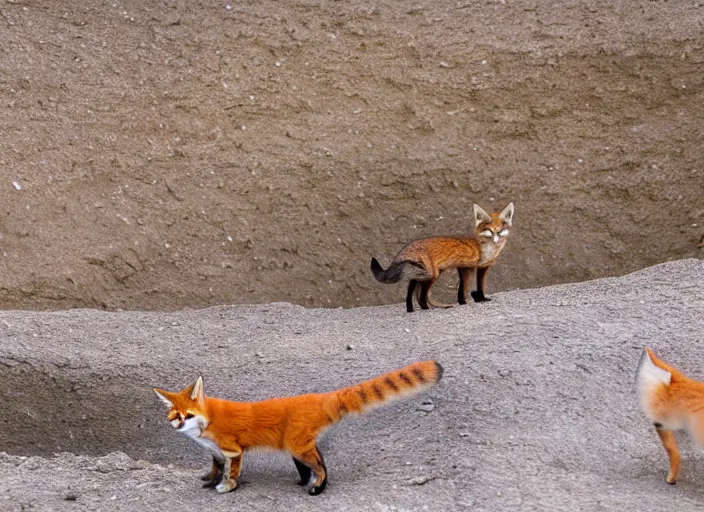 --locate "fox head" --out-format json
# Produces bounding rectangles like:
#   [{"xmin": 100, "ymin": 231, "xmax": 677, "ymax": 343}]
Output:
[
  {"xmin": 154, "ymin": 377, "xmax": 209, "ymax": 439},
  {"xmin": 473, "ymin": 202, "xmax": 514, "ymax": 245}
]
